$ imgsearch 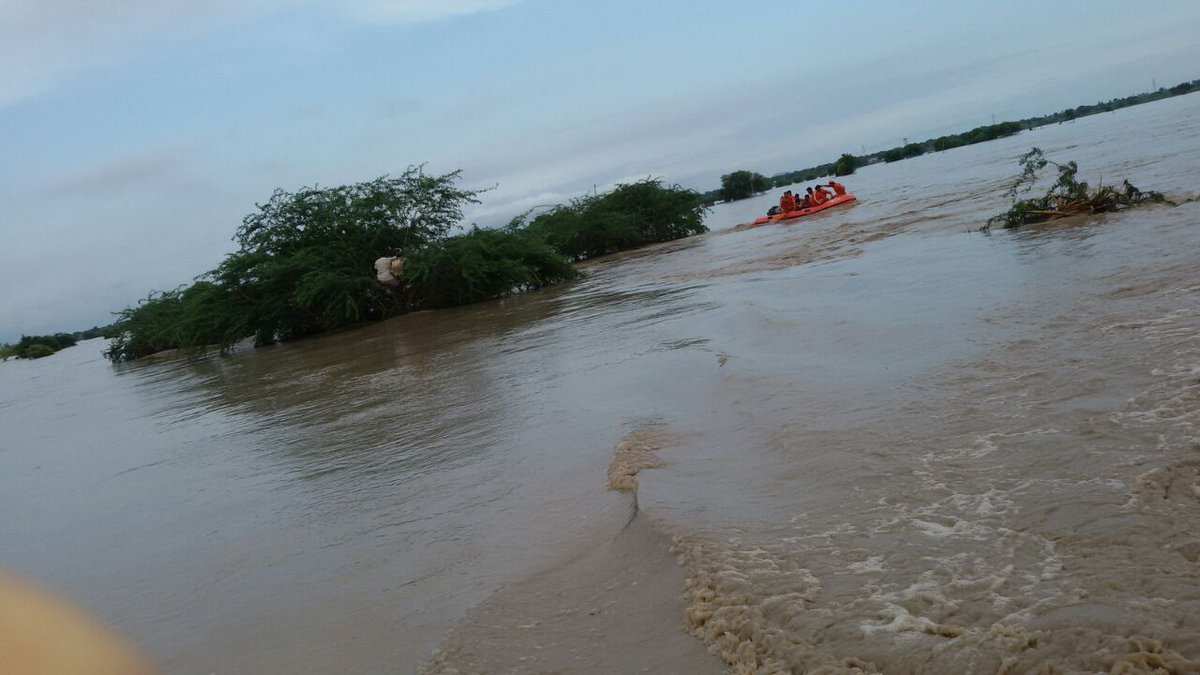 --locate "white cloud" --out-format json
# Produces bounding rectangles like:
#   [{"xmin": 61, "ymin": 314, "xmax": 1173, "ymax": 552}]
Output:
[
  {"xmin": 0, "ymin": 0, "xmax": 527, "ymax": 108},
  {"xmin": 0, "ymin": 0, "xmax": 257, "ymax": 108},
  {"xmin": 339, "ymin": 0, "xmax": 526, "ymax": 24}
]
